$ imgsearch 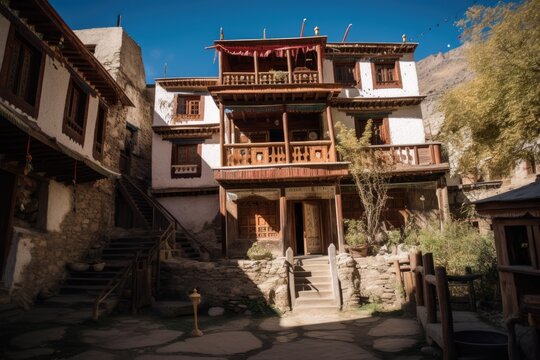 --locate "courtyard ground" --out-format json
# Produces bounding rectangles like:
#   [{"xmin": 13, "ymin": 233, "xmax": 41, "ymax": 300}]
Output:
[{"xmin": 0, "ymin": 303, "xmax": 435, "ymax": 360}]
